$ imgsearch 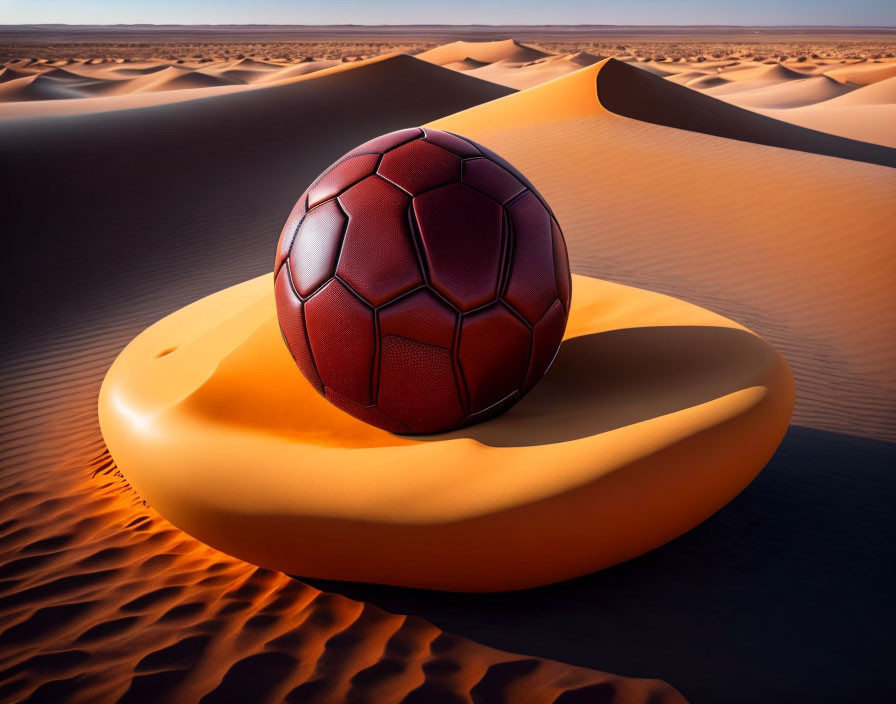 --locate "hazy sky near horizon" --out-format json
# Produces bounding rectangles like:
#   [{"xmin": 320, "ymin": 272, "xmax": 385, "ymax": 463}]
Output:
[{"xmin": 2, "ymin": 0, "xmax": 894, "ymax": 27}]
